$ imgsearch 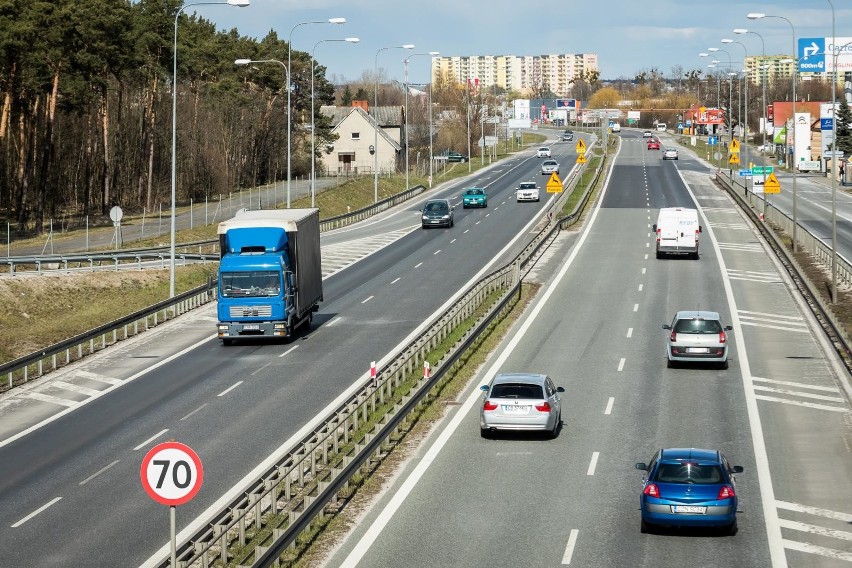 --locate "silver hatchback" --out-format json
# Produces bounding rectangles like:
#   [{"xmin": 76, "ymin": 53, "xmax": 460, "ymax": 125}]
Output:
[
  {"xmin": 479, "ymin": 373, "xmax": 564, "ymax": 438},
  {"xmin": 663, "ymin": 311, "xmax": 733, "ymax": 369}
]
